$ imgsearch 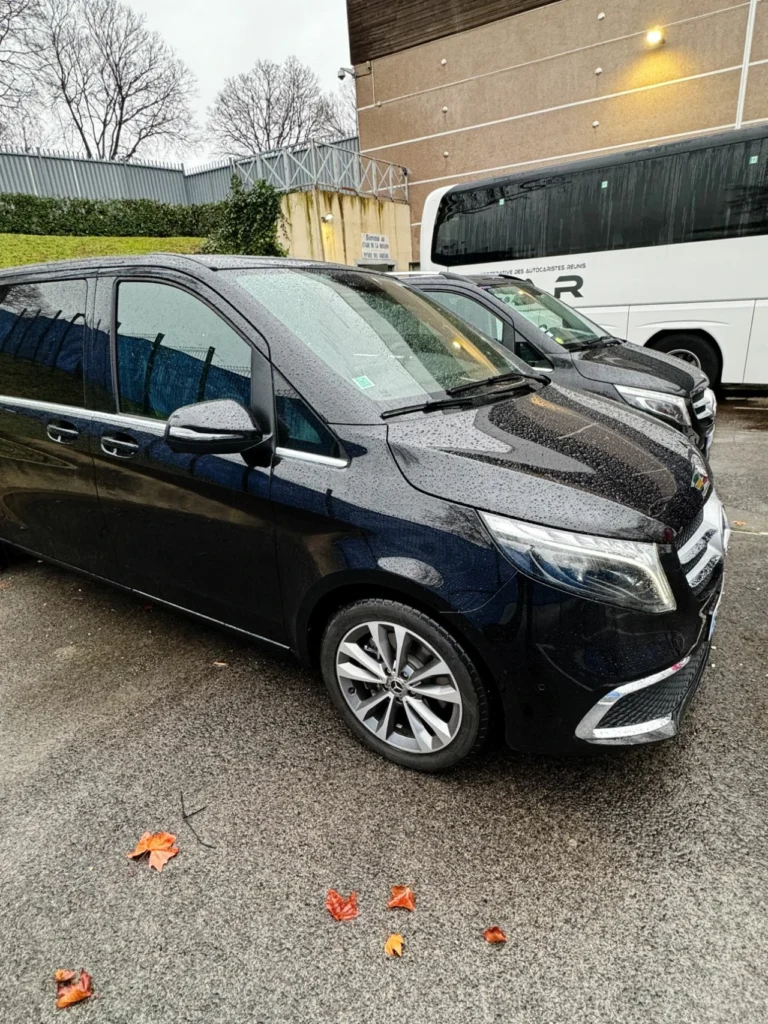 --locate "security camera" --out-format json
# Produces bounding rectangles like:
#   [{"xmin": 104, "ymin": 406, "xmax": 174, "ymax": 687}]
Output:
[{"xmin": 337, "ymin": 68, "xmax": 348, "ymax": 80}]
